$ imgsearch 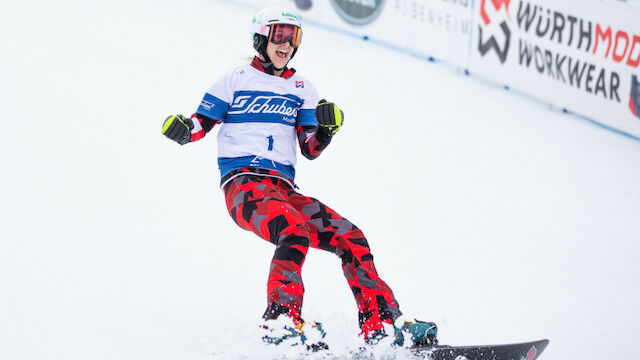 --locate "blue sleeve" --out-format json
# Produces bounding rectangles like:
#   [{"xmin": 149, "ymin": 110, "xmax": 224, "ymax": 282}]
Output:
[{"xmin": 196, "ymin": 93, "xmax": 229, "ymax": 121}]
